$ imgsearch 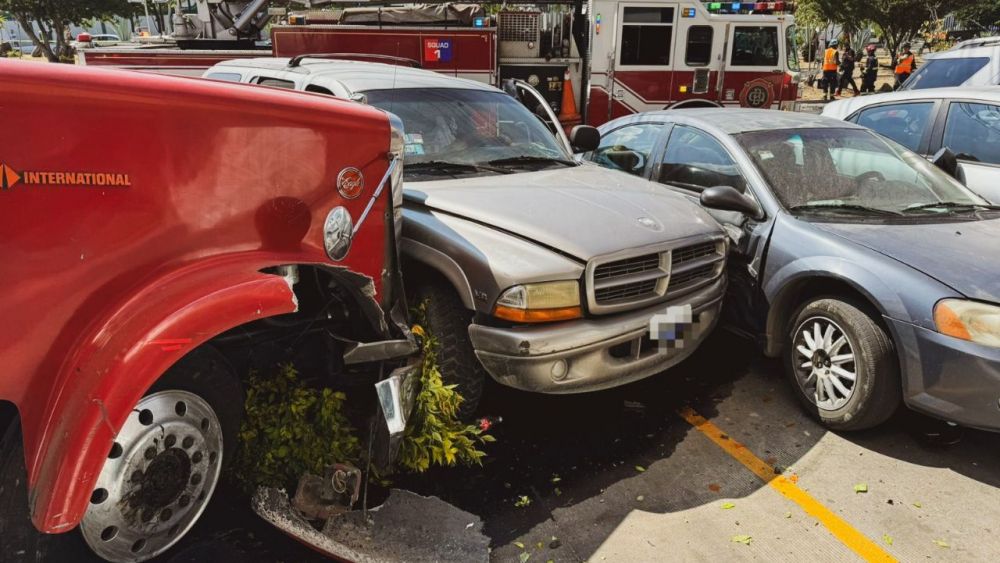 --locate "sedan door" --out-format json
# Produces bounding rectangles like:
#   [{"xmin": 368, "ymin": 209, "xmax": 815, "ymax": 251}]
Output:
[
  {"xmin": 931, "ymin": 100, "xmax": 1000, "ymax": 203},
  {"xmin": 649, "ymin": 124, "xmax": 773, "ymax": 334}
]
